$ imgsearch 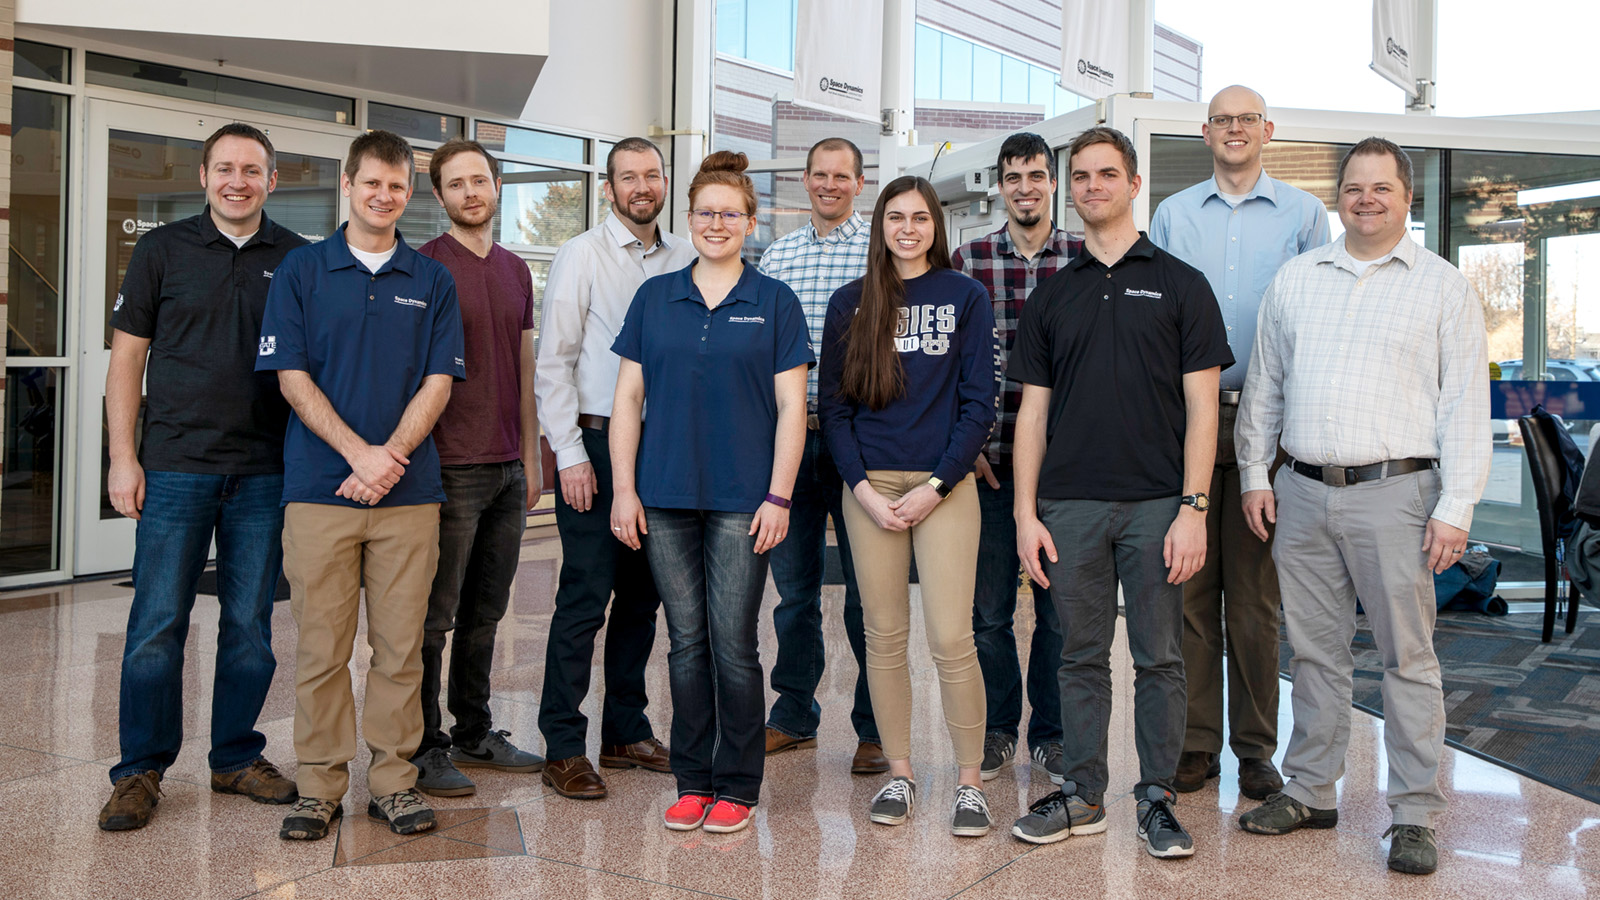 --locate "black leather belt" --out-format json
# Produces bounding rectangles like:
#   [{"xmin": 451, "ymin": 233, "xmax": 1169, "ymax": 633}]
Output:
[
  {"xmin": 1290, "ymin": 457, "xmax": 1437, "ymax": 487},
  {"xmin": 807, "ymin": 413, "xmax": 821, "ymax": 432},
  {"xmin": 1219, "ymin": 390, "xmax": 1241, "ymax": 406},
  {"xmin": 577, "ymin": 414, "xmax": 609, "ymax": 432}
]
